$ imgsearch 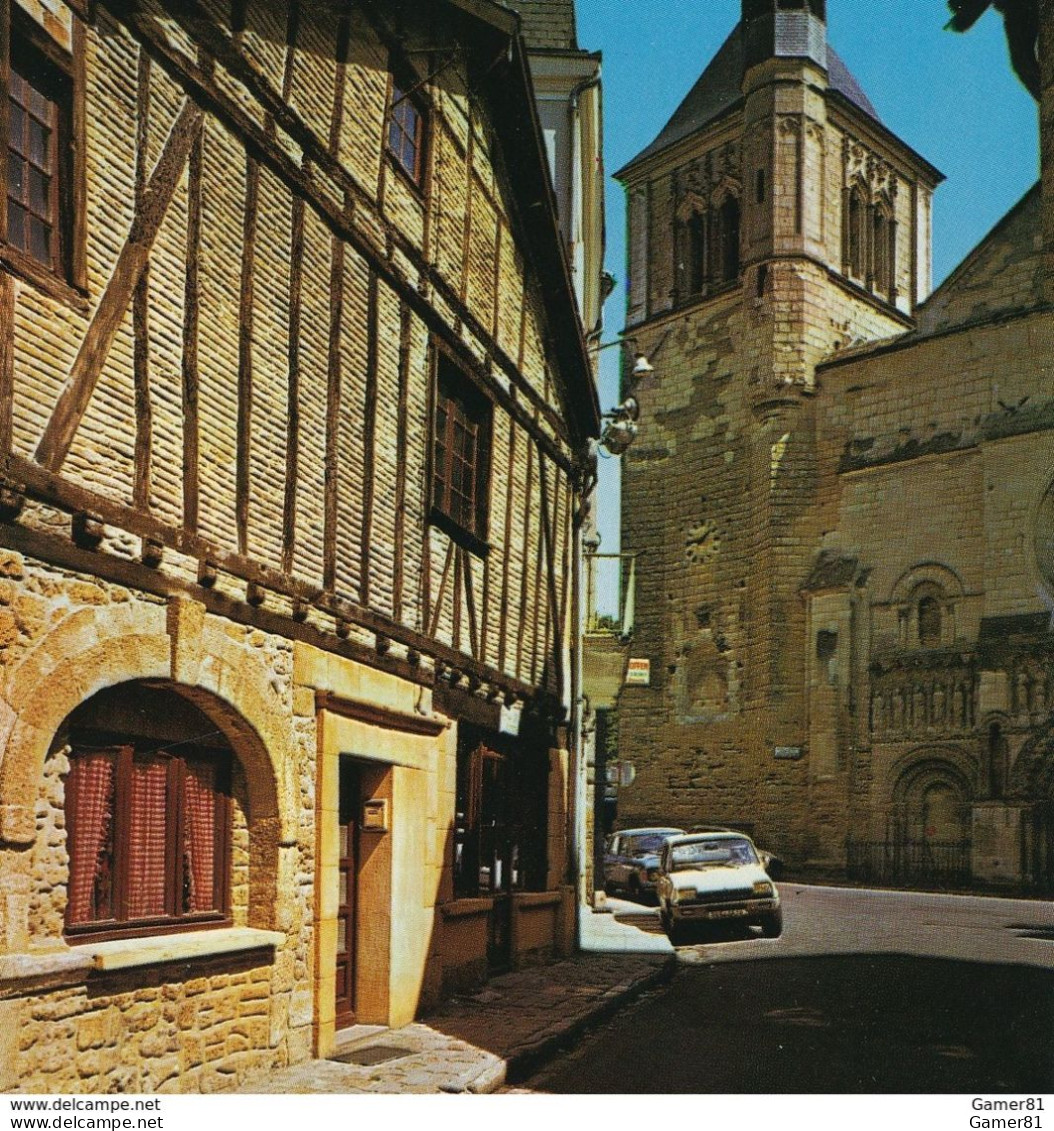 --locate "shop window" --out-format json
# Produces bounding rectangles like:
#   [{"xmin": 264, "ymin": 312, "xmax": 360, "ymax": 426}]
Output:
[
  {"xmin": 5, "ymin": 8, "xmax": 79, "ymax": 287},
  {"xmin": 386, "ymin": 75, "xmax": 426, "ymax": 187},
  {"xmin": 453, "ymin": 735, "xmax": 549, "ymax": 898},
  {"xmin": 432, "ymin": 353, "xmax": 492, "ymax": 549},
  {"xmin": 65, "ymin": 743, "xmax": 231, "ymax": 938}
]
